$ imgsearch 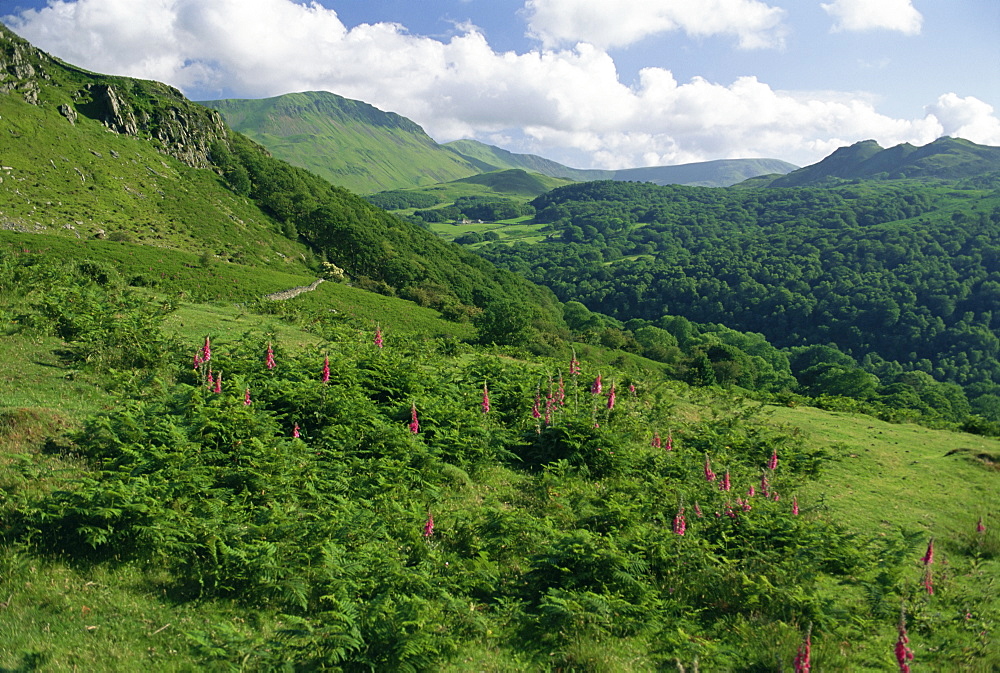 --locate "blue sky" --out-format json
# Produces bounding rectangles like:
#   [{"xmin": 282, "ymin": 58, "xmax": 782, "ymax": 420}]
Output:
[{"xmin": 3, "ymin": 0, "xmax": 999, "ymax": 168}]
